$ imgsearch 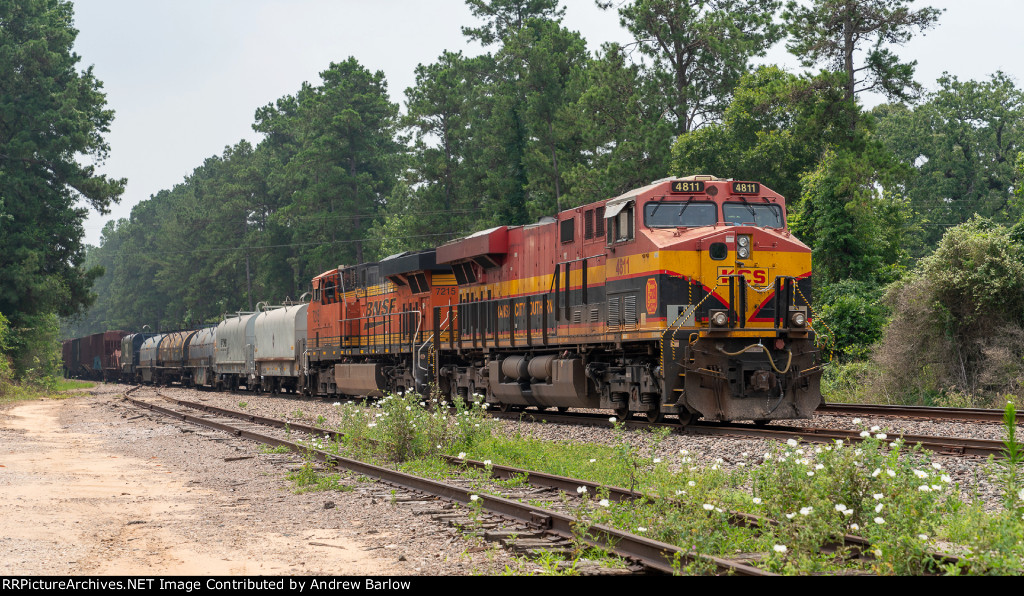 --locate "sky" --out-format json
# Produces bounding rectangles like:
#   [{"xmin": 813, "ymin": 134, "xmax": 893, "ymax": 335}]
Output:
[{"xmin": 70, "ymin": 0, "xmax": 1024, "ymax": 246}]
